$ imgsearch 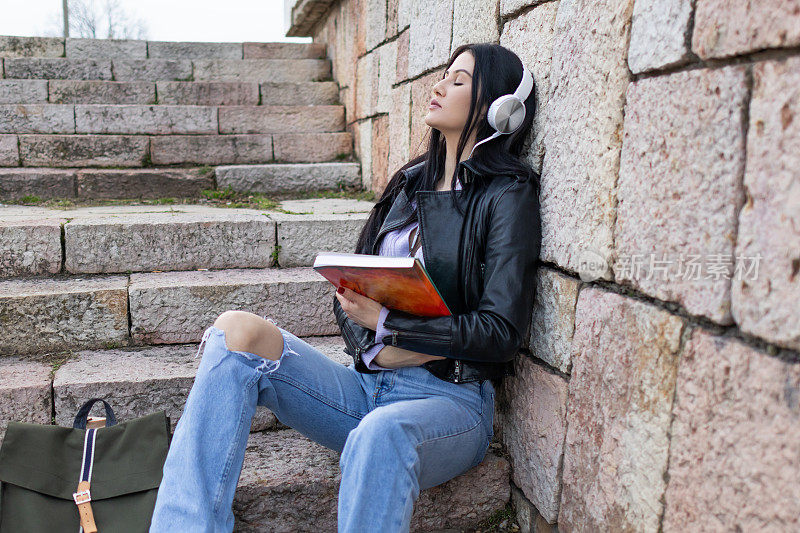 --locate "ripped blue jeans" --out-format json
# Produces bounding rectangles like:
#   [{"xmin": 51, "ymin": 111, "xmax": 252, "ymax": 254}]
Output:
[{"xmin": 148, "ymin": 319, "xmax": 495, "ymax": 533}]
